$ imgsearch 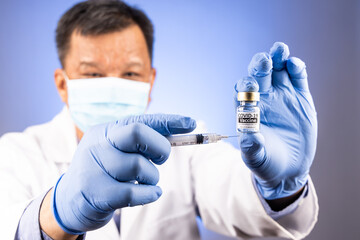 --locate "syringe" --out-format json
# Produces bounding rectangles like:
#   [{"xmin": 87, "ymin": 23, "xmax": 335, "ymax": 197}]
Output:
[{"xmin": 166, "ymin": 133, "xmax": 238, "ymax": 147}]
